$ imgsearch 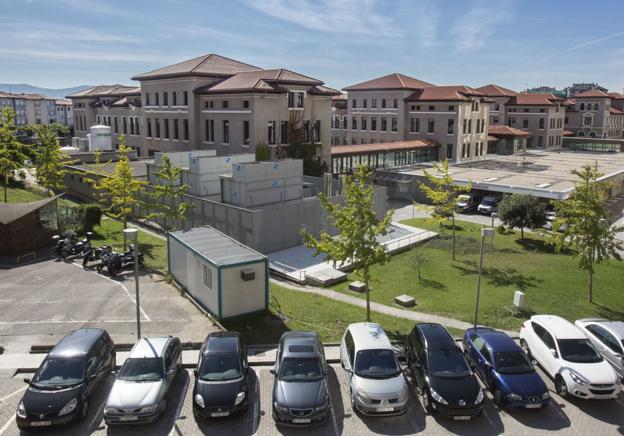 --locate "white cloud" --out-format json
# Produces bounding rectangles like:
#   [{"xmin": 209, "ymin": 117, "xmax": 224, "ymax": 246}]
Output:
[{"xmin": 452, "ymin": 0, "xmax": 512, "ymax": 51}]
